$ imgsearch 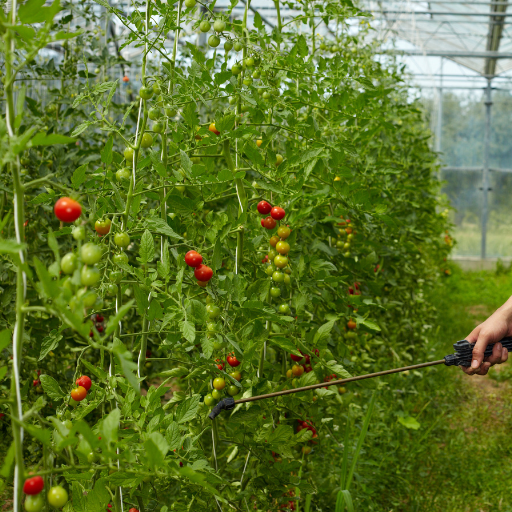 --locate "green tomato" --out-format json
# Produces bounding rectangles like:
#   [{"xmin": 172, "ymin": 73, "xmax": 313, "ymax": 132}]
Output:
[
  {"xmin": 272, "ymin": 271, "xmax": 284, "ymax": 283},
  {"xmin": 270, "ymin": 287, "xmax": 281, "ymax": 298},
  {"xmin": 278, "ymin": 304, "xmax": 290, "ymax": 314},
  {"xmin": 81, "ymin": 243, "xmax": 102, "ymax": 265},
  {"xmin": 231, "ymin": 64, "xmax": 242, "ymax": 75},
  {"xmin": 208, "ymin": 35, "xmax": 220, "ymax": 48},
  {"xmin": 234, "ymin": 41, "xmax": 243, "ymax": 52},
  {"xmin": 76, "ymin": 288, "xmax": 97, "ymax": 308},
  {"xmin": 204, "ymin": 394, "xmax": 215, "ymax": 406},
  {"xmin": 268, "ymin": 248, "xmax": 278, "ymax": 260},
  {"xmin": 123, "ymin": 147, "xmax": 134, "ymax": 161},
  {"xmin": 228, "ymin": 96, "xmax": 237, "ymax": 105},
  {"xmin": 252, "ymin": 69, "xmax": 261, "ymax": 79},
  {"xmin": 47, "ymin": 486, "xmax": 68, "ymax": 508},
  {"xmin": 199, "ymin": 20, "xmax": 211, "ymax": 32},
  {"xmin": 165, "ymin": 105, "xmax": 177, "ymax": 117},
  {"xmin": 206, "ymin": 304, "xmax": 221, "ymax": 319},
  {"xmin": 148, "ymin": 107, "xmax": 161, "ymax": 120},
  {"xmin": 106, "ymin": 284, "xmax": 117, "ymax": 296},
  {"xmin": 153, "ymin": 121, "xmax": 164, "ymax": 134},
  {"xmin": 206, "ymin": 322, "xmax": 218, "ymax": 333},
  {"xmin": 213, "ymin": 341, "xmax": 224, "ymax": 350},
  {"xmin": 244, "ymin": 57, "xmax": 255, "ymax": 67},
  {"xmin": 139, "ymin": 86, "xmax": 154, "ymax": 100},
  {"xmin": 114, "ymin": 232, "xmax": 130, "ymax": 248},
  {"xmin": 274, "ymin": 255, "xmax": 288, "ymax": 269},
  {"xmin": 116, "ymin": 168, "xmax": 131, "ymax": 182},
  {"xmin": 81, "ymin": 266, "xmax": 100, "ymax": 287},
  {"xmin": 184, "ymin": 0, "xmax": 196, "ymax": 7},
  {"xmin": 109, "ymin": 271, "xmax": 123, "ymax": 283},
  {"xmin": 113, "ymin": 252, "xmax": 128, "ymax": 266},
  {"xmin": 243, "ymin": 77, "xmax": 253, "ymax": 86},
  {"xmin": 265, "ymin": 265, "xmax": 274, "ymax": 276},
  {"xmin": 284, "ymin": 274, "xmax": 291, "ymax": 285},
  {"xmin": 211, "ymin": 389, "xmax": 222, "ymax": 400},
  {"xmin": 141, "ymin": 133, "xmax": 153, "ymax": 148},
  {"xmin": 24, "ymin": 494, "xmax": 44, "ymax": 512},
  {"xmin": 64, "ymin": 420, "xmax": 73, "ymax": 429},
  {"xmin": 213, "ymin": 19, "xmax": 226, "ymax": 32},
  {"xmin": 61, "ymin": 252, "xmax": 77, "ymax": 274},
  {"xmin": 72, "ymin": 225, "xmax": 85, "ymax": 241},
  {"xmin": 206, "ymin": 296, "xmax": 214, "ymax": 304},
  {"xmin": 87, "ymin": 451, "xmax": 97, "ymax": 463},
  {"xmin": 224, "ymin": 41, "xmax": 233, "ymax": 52},
  {"xmin": 227, "ymin": 385, "xmax": 239, "ymax": 397}
]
